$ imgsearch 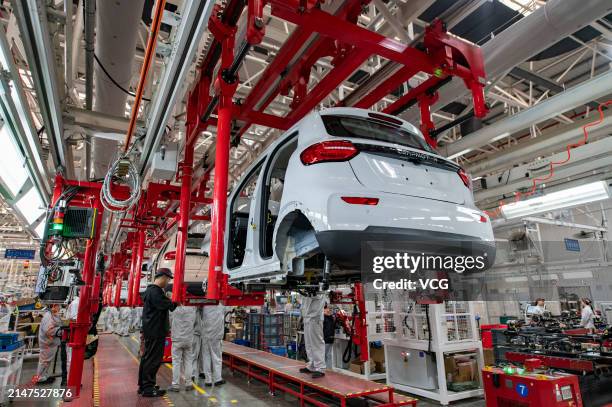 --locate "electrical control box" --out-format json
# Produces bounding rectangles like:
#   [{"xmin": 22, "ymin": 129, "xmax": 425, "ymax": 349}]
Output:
[
  {"xmin": 148, "ymin": 143, "xmax": 178, "ymax": 180},
  {"xmin": 62, "ymin": 207, "xmax": 96, "ymax": 238}
]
